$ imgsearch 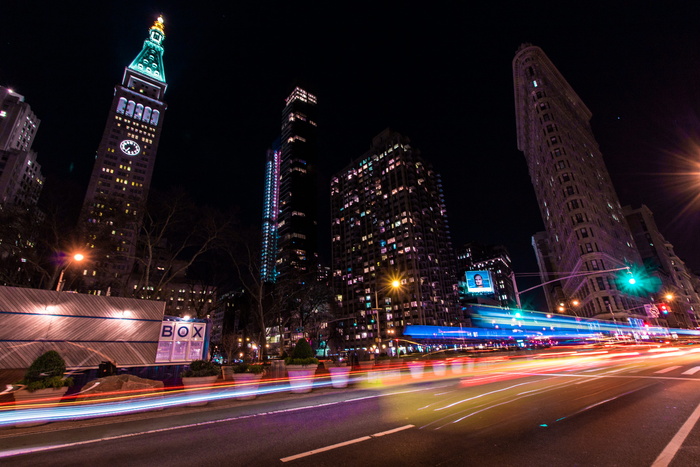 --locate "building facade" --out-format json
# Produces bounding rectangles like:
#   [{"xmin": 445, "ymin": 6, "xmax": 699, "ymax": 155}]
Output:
[
  {"xmin": 80, "ymin": 17, "xmax": 168, "ymax": 294},
  {"xmin": 456, "ymin": 242, "xmax": 520, "ymax": 309},
  {"xmin": 513, "ymin": 44, "xmax": 644, "ymax": 319},
  {"xmin": 276, "ymin": 87, "xmax": 319, "ymax": 281},
  {"xmin": 0, "ymin": 86, "xmax": 44, "ymax": 208},
  {"xmin": 0, "ymin": 87, "xmax": 46, "ymax": 288},
  {"xmin": 624, "ymin": 204, "xmax": 700, "ymax": 328},
  {"xmin": 331, "ymin": 129, "xmax": 460, "ymax": 350}
]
